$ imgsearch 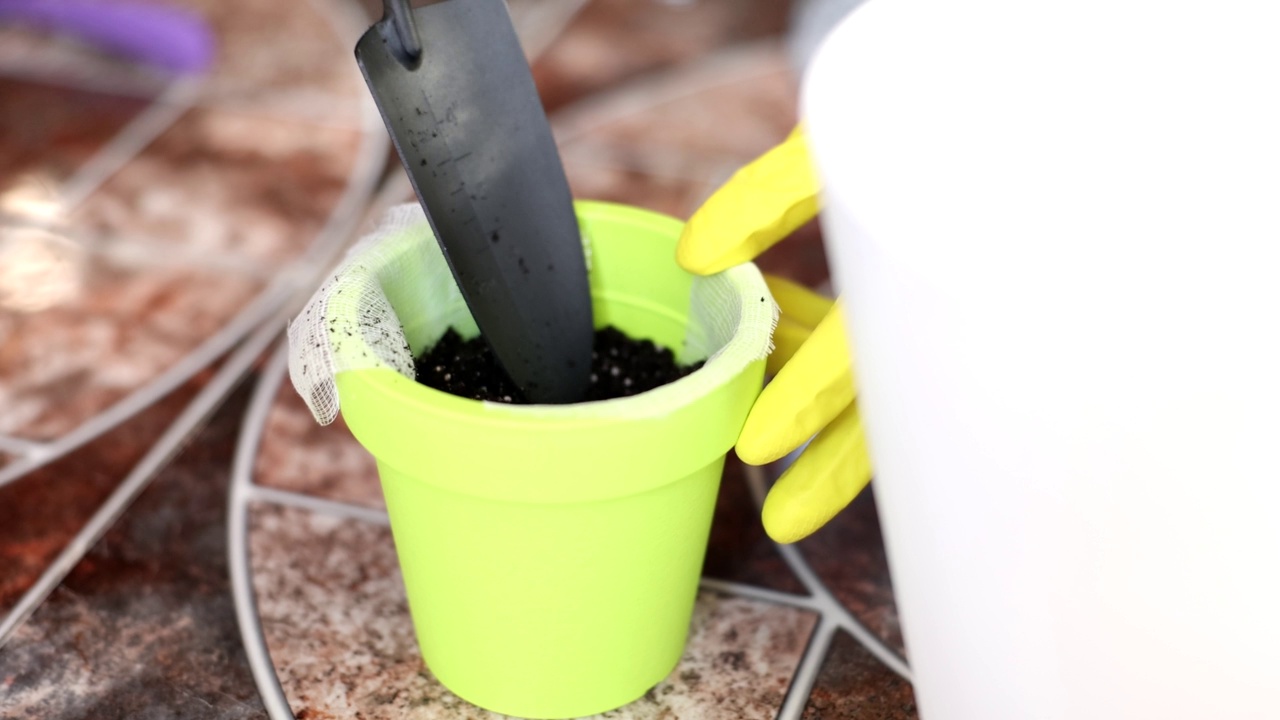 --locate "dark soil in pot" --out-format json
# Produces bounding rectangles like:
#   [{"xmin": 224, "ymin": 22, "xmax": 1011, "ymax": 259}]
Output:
[{"xmin": 415, "ymin": 326, "xmax": 704, "ymax": 404}]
